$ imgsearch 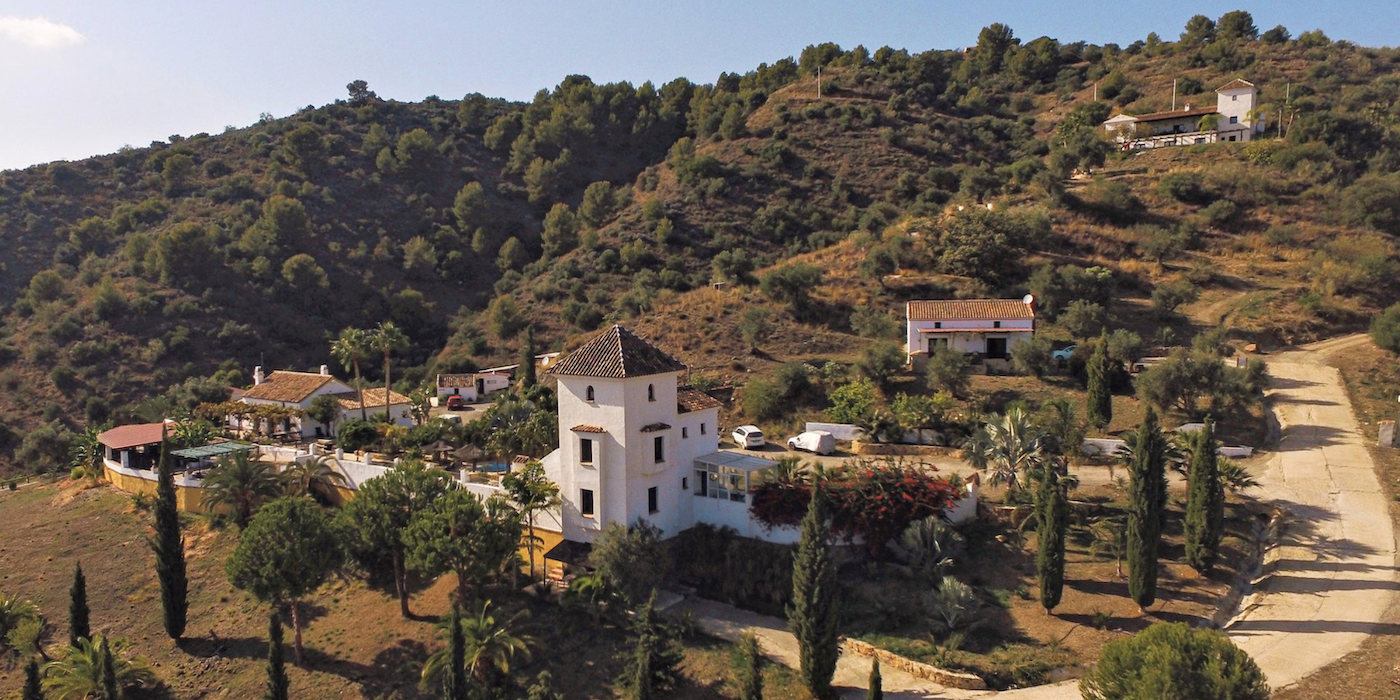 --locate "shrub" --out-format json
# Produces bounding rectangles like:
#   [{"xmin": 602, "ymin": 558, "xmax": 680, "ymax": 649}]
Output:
[
  {"xmin": 592, "ymin": 519, "xmax": 669, "ymax": 605},
  {"xmin": 743, "ymin": 378, "xmax": 784, "ymax": 421},
  {"xmin": 826, "ymin": 378, "xmax": 878, "ymax": 424},
  {"xmin": 1011, "ymin": 335, "xmax": 1054, "ymax": 378},
  {"xmin": 336, "ymin": 419, "xmax": 379, "ymax": 452},
  {"xmin": 1079, "ymin": 623, "xmax": 1267, "ymax": 700},
  {"xmin": 1372, "ymin": 304, "xmax": 1400, "ymax": 354},
  {"xmin": 760, "ymin": 263, "xmax": 823, "ymax": 316},
  {"xmin": 1059, "ymin": 300, "xmax": 1106, "ymax": 339},
  {"xmin": 858, "ymin": 343, "xmax": 906, "ymax": 393},
  {"xmin": 1151, "ymin": 279, "xmax": 1199, "ymax": 316},
  {"xmin": 850, "ymin": 306, "xmax": 900, "ymax": 339},
  {"xmin": 925, "ymin": 346, "xmax": 971, "ymax": 397}
]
